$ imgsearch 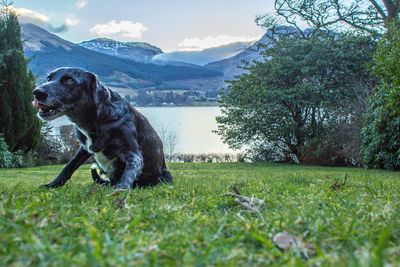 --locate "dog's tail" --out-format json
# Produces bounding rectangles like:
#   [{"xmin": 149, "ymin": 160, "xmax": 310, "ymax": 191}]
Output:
[
  {"xmin": 160, "ymin": 160, "xmax": 173, "ymax": 184},
  {"xmin": 91, "ymin": 165, "xmax": 111, "ymax": 185}
]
